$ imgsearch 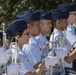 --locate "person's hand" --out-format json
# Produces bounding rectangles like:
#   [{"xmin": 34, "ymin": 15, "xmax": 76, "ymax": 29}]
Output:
[
  {"xmin": 4, "ymin": 51, "xmax": 12, "ymax": 61},
  {"xmin": 43, "ymin": 55, "xmax": 59, "ymax": 68},
  {"xmin": 7, "ymin": 63, "xmax": 19, "ymax": 75},
  {"xmin": 0, "ymin": 51, "xmax": 6, "ymax": 66},
  {"xmin": 55, "ymin": 47, "xmax": 70, "ymax": 59},
  {"xmin": 0, "ymin": 51, "xmax": 11, "ymax": 66}
]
